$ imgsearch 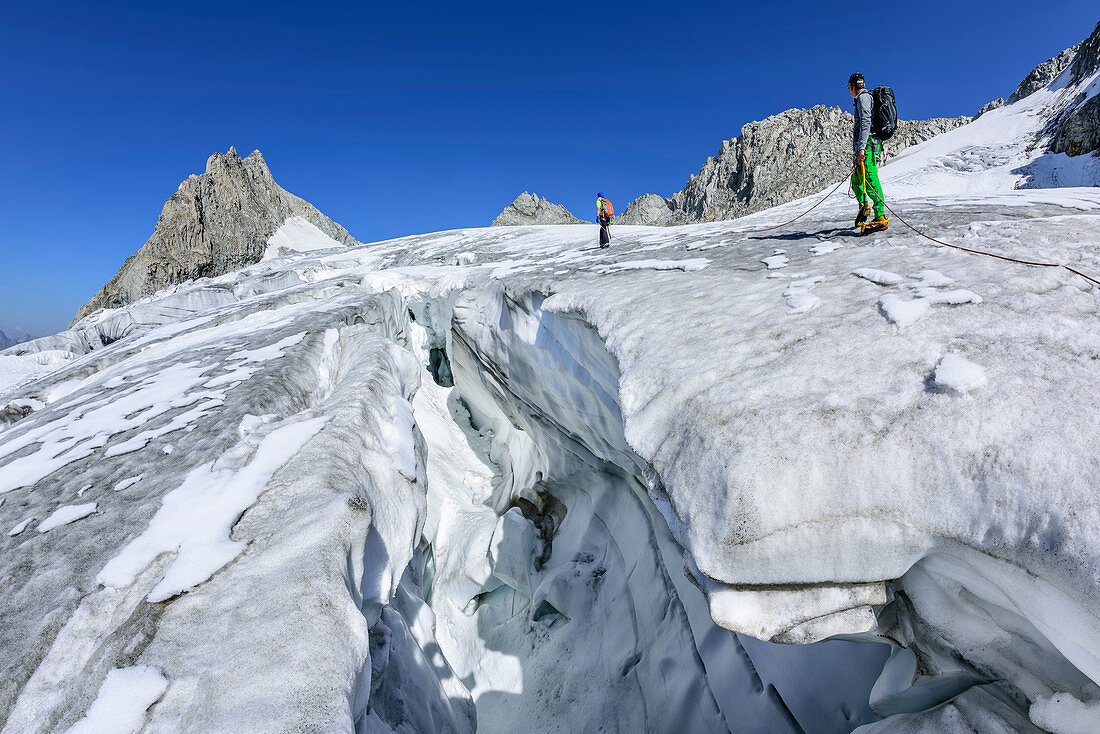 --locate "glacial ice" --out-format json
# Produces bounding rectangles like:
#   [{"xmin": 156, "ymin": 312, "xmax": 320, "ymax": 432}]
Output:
[{"xmin": 1, "ymin": 48, "xmax": 1099, "ymax": 734}]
